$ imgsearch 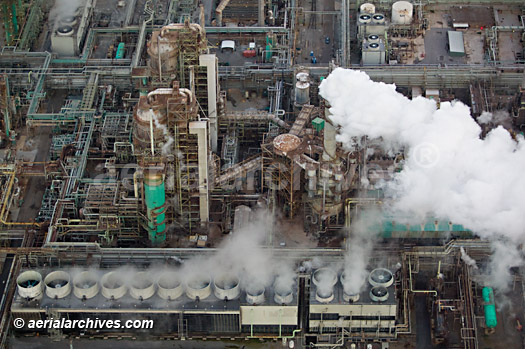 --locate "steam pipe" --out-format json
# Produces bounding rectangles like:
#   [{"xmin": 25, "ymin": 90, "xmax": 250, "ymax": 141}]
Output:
[{"xmin": 408, "ymin": 255, "xmax": 437, "ymax": 296}]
